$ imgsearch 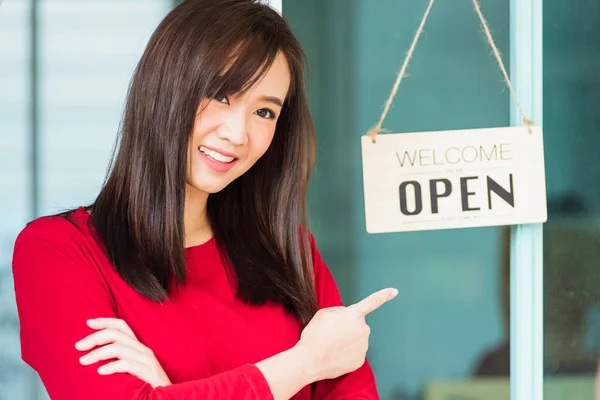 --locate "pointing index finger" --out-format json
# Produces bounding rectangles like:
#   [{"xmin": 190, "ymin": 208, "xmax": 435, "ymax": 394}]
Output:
[{"xmin": 348, "ymin": 288, "xmax": 398, "ymax": 317}]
